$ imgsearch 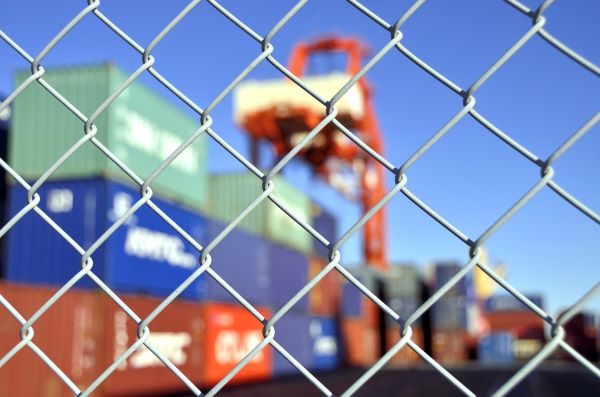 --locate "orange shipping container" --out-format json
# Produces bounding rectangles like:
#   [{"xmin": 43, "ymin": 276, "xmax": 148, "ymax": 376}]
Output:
[
  {"xmin": 0, "ymin": 282, "xmax": 101, "ymax": 397},
  {"xmin": 308, "ymin": 257, "xmax": 340, "ymax": 316},
  {"xmin": 385, "ymin": 326, "xmax": 423, "ymax": 365},
  {"xmin": 201, "ymin": 303, "xmax": 272, "ymax": 386},
  {"xmin": 341, "ymin": 318, "xmax": 378, "ymax": 367}
]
